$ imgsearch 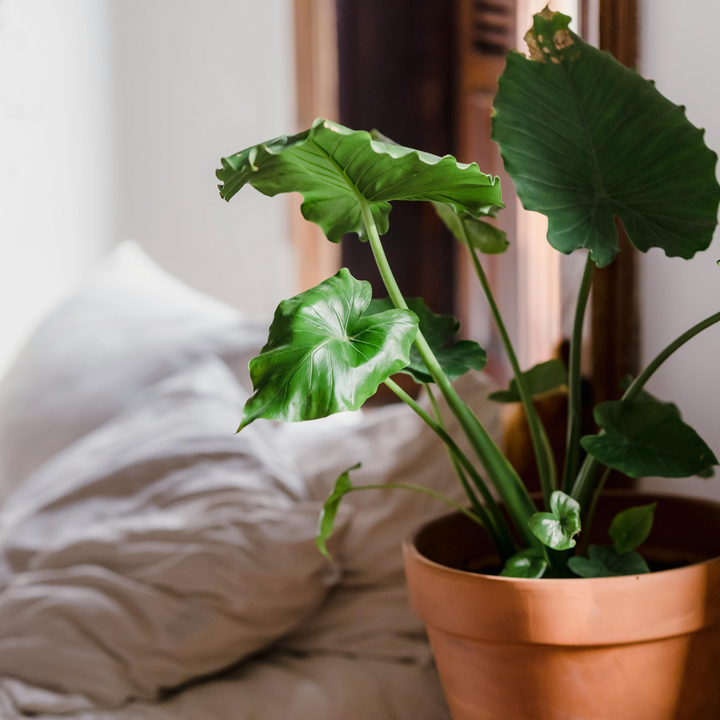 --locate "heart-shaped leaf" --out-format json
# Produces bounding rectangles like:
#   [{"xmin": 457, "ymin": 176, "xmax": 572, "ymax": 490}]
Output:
[
  {"xmin": 433, "ymin": 201, "xmax": 509, "ymax": 254},
  {"xmin": 500, "ymin": 548, "xmax": 548, "ymax": 579},
  {"xmin": 218, "ymin": 118, "xmax": 502, "ymax": 243},
  {"xmin": 240, "ymin": 269, "xmax": 418, "ymax": 429},
  {"xmin": 581, "ymin": 400, "xmax": 718, "ymax": 478},
  {"xmin": 608, "ymin": 503, "xmax": 657, "ymax": 555},
  {"xmin": 568, "ymin": 545, "xmax": 650, "ymax": 578},
  {"xmin": 316, "ymin": 464, "xmax": 360, "ymax": 559},
  {"xmin": 366, "ymin": 297, "xmax": 486, "ymax": 383},
  {"xmin": 489, "ymin": 359, "xmax": 567, "ymax": 403},
  {"xmin": 492, "ymin": 9, "xmax": 720, "ymax": 267},
  {"xmin": 528, "ymin": 490, "xmax": 581, "ymax": 550}
]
